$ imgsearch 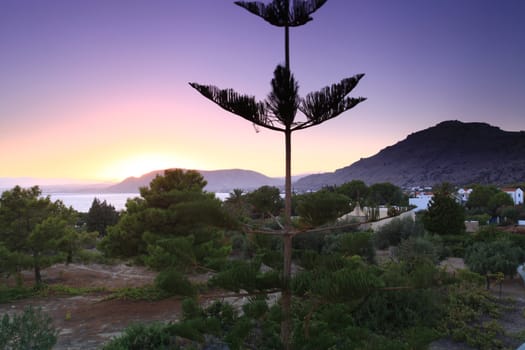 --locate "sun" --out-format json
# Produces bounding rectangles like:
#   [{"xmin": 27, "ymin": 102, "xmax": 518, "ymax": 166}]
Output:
[{"xmin": 100, "ymin": 153, "xmax": 195, "ymax": 181}]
